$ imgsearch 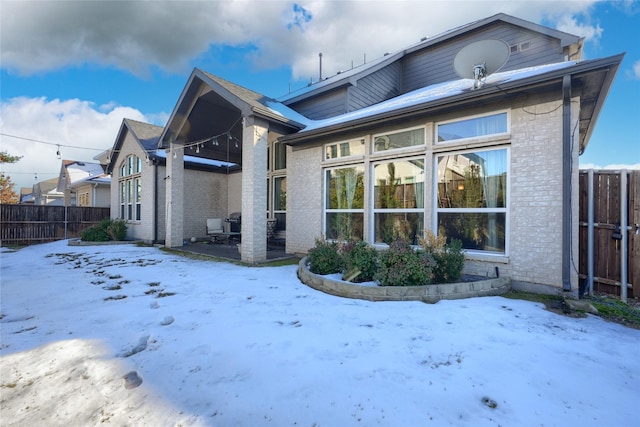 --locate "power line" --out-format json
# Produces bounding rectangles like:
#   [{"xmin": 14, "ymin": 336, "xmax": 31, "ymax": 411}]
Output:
[{"xmin": 0, "ymin": 133, "xmax": 106, "ymax": 151}]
